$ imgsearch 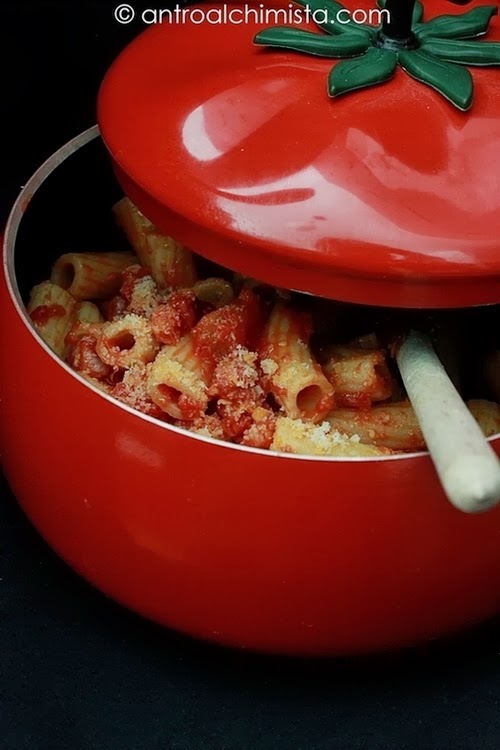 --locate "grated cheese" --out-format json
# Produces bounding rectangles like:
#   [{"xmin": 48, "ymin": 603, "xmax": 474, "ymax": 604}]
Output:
[
  {"xmin": 260, "ymin": 358, "xmax": 278, "ymax": 376},
  {"xmin": 270, "ymin": 417, "xmax": 386, "ymax": 457},
  {"xmin": 128, "ymin": 276, "xmax": 159, "ymax": 318}
]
